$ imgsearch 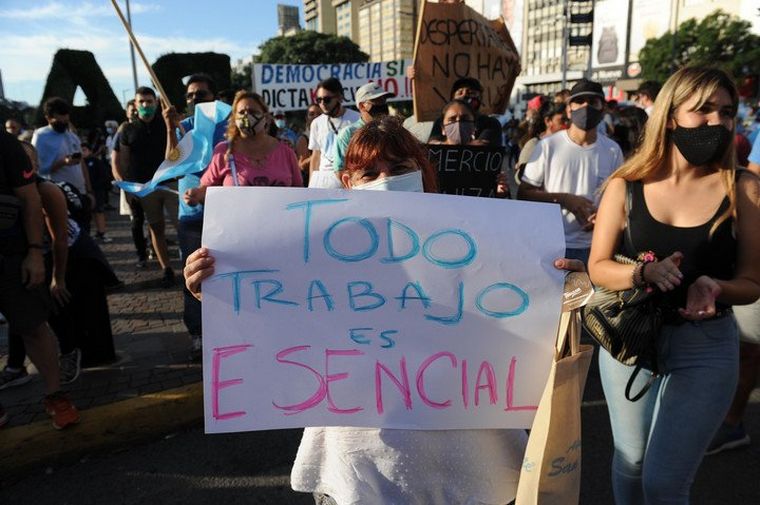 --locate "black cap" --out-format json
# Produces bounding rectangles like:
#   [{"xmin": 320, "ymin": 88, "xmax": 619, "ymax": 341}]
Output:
[{"xmin": 569, "ymin": 79, "xmax": 604, "ymax": 102}]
